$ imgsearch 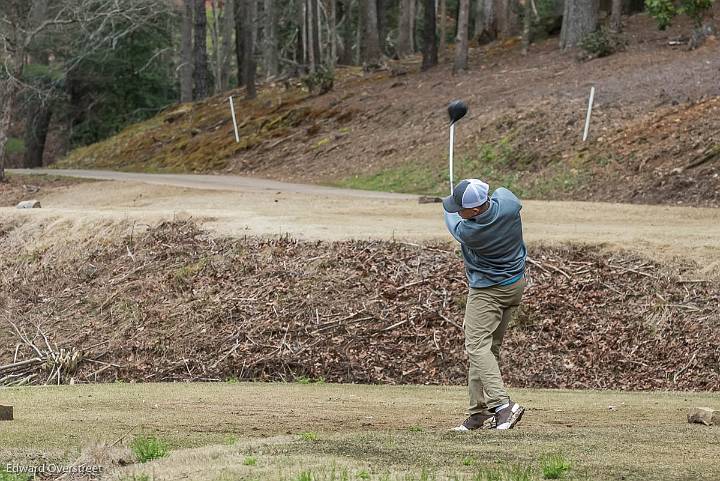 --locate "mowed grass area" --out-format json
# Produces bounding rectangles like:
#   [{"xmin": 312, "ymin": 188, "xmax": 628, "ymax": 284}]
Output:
[{"xmin": 1, "ymin": 383, "xmax": 719, "ymax": 480}]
